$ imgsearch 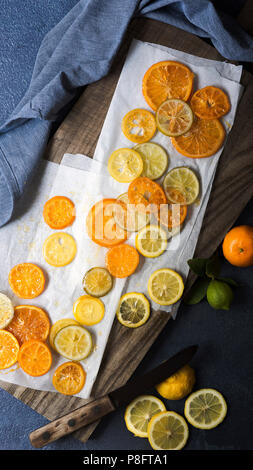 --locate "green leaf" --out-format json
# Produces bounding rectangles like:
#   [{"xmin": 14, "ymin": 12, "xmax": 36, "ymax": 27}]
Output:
[
  {"xmin": 206, "ymin": 252, "xmax": 221, "ymax": 279},
  {"xmin": 216, "ymin": 277, "xmax": 239, "ymax": 287},
  {"xmin": 187, "ymin": 258, "xmax": 207, "ymax": 277},
  {"xmin": 184, "ymin": 278, "xmax": 210, "ymax": 305}
]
